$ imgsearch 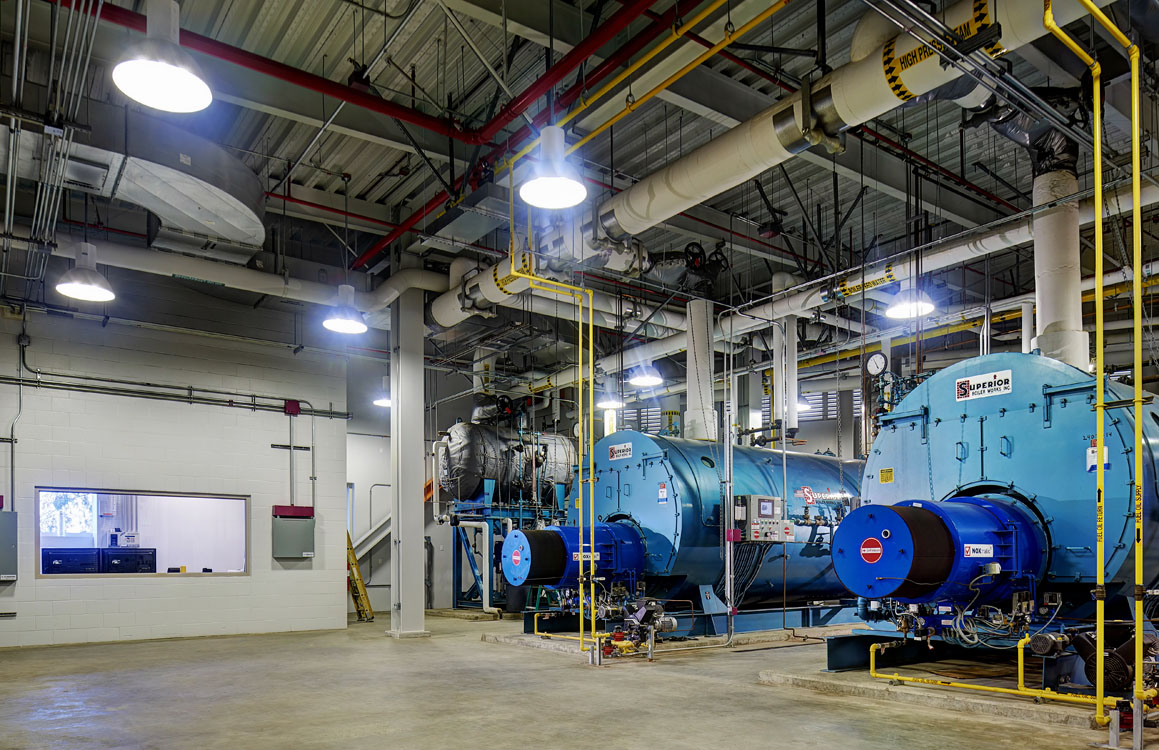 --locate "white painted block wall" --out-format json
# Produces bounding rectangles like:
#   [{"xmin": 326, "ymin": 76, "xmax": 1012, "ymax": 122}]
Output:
[{"xmin": 0, "ymin": 314, "xmax": 349, "ymax": 647}]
